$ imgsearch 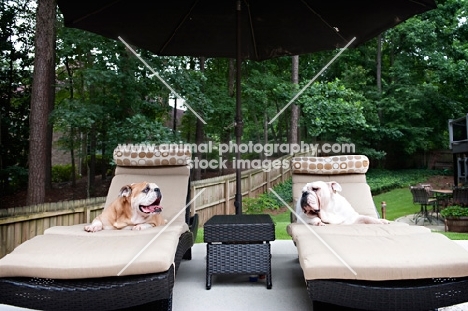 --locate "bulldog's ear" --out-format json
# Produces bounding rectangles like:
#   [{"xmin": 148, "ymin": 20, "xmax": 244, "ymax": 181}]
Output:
[
  {"xmin": 119, "ymin": 185, "xmax": 132, "ymax": 197},
  {"xmin": 329, "ymin": 181, "xmax": 342, "ymax": 193}
]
